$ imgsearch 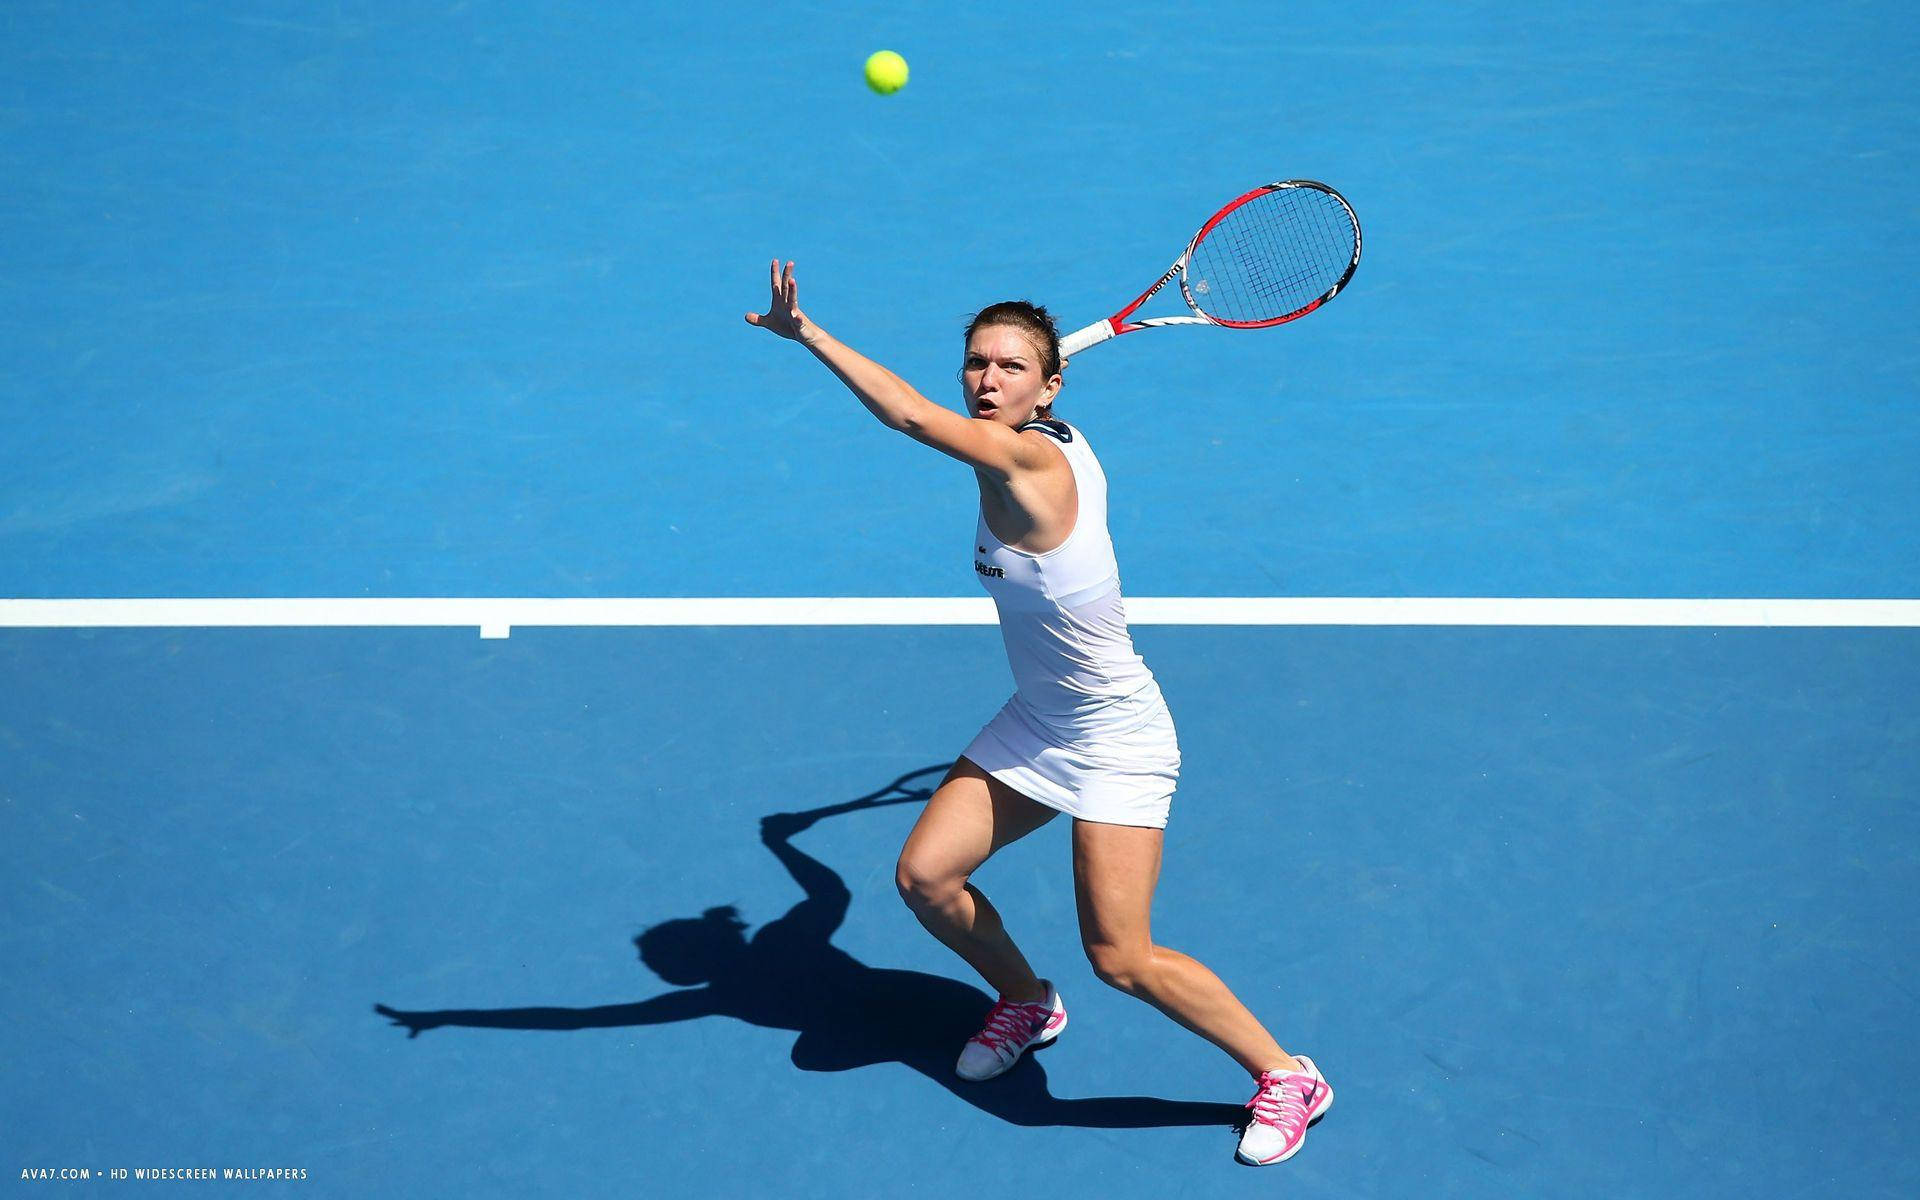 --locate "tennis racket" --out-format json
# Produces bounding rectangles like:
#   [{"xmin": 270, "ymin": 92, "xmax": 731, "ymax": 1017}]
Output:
[{"xmin": 1058, "ymin": 181, "xmax": 1361, "ymax": 358}]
